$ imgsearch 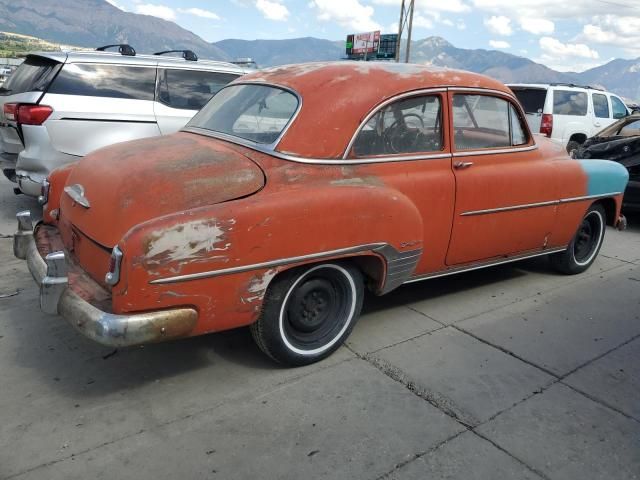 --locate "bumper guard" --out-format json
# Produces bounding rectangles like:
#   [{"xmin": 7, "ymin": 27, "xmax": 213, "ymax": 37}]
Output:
[{"xmin": 13, "ymin": 211, "xmax": 198, "ymax": 347}]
